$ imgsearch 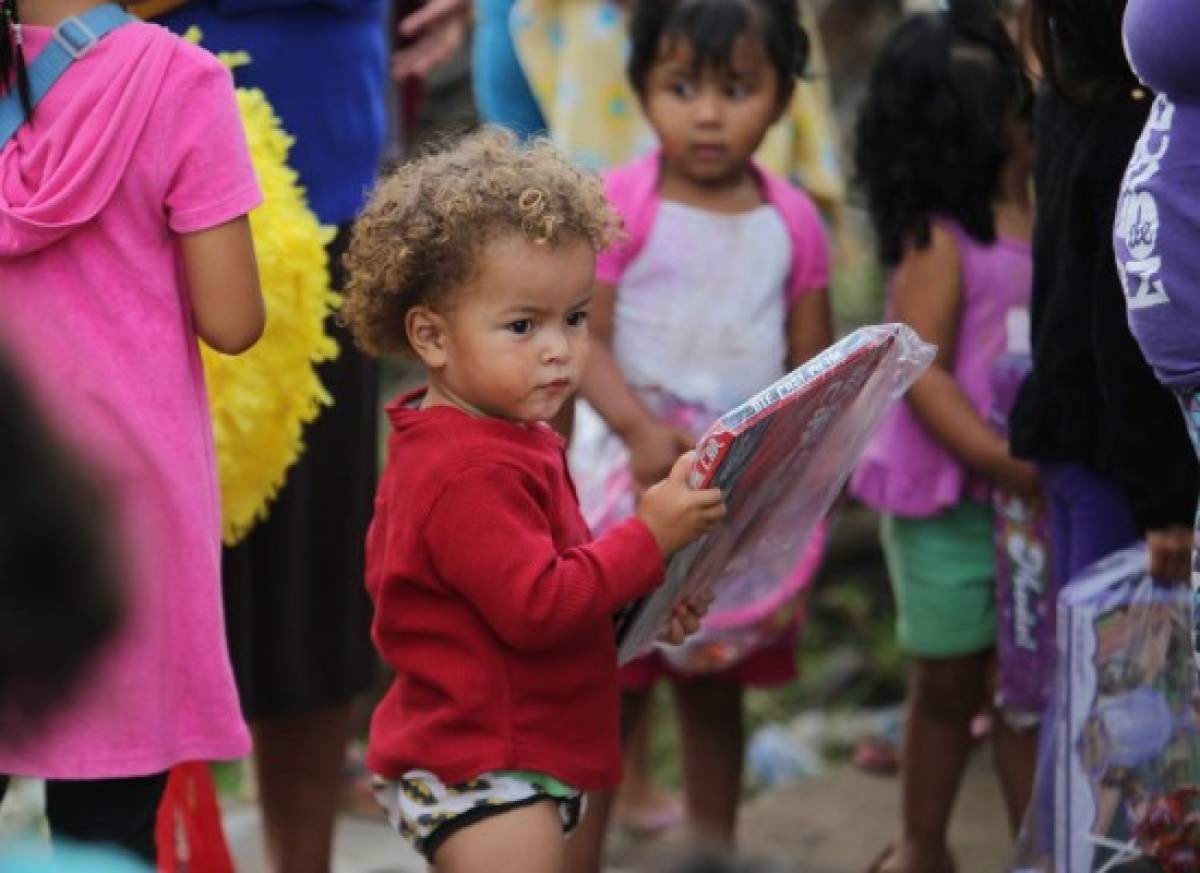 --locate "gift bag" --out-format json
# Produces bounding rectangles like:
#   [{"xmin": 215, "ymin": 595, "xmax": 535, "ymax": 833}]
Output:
[
  {"xmin": 155, "ymin": 762, "xmax": 236, "ymax": 873},
  {"xmin": 616, "ymin": 324, "xmax": 935, "ymax": 663},
  {"xmin": 1011, "ymin": 545, "xmax": 1200, "ymax": 873},
  {"xmin": 991, "ymin": 319, "xmax": 1055, "ymax": 727}
]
